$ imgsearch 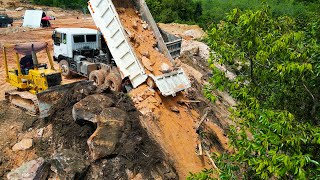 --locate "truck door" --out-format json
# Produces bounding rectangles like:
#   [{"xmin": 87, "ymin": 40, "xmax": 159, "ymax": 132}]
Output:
[
  {"xmin": 53, "ymin": 32, "xmax": 68, "ymax": 59},
  {"xmin": 59, "ymin": 33, "xmax": 68, "ymax": 57}
]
